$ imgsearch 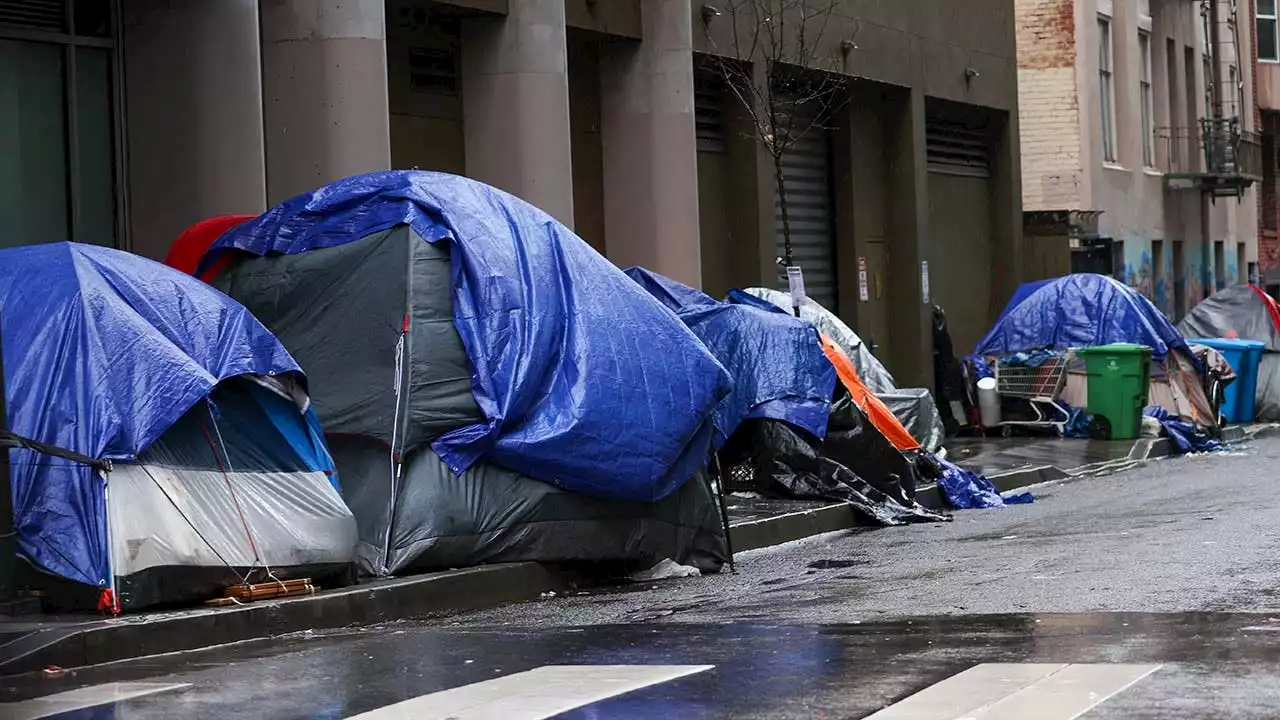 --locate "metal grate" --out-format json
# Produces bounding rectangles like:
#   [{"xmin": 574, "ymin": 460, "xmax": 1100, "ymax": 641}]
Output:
[
  {"xmin": 926, "ymin": 120, "xmax": 991, "ymax": 177},
  {"xmin": 694, "ymin": 78, "xmax": 727, "ymax": 154},
  {"xmin": 0, "ymin": 0, "xmax": 65, "ymax": 32},
  {"xmin": 409, "ymin": 48, "xmax": 457, "ymax": 94}
]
